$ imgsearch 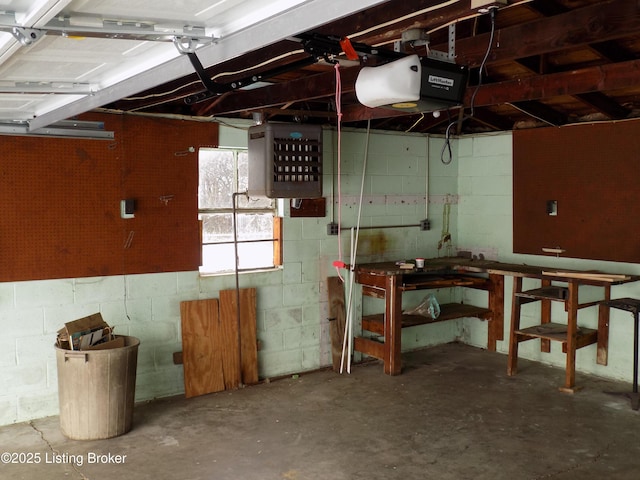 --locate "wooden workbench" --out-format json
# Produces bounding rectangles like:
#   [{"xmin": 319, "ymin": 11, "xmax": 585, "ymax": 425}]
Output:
[{"xmin": 353, "ymin": 258, "xmax": 639, "ymax": 391}]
